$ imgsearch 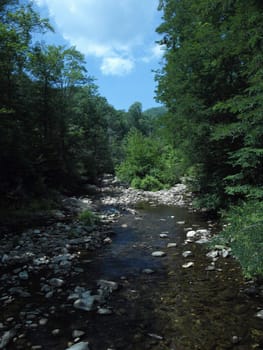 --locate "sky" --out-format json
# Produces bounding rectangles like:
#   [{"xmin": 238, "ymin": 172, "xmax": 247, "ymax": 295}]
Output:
[{"xmin": 33, "ymin": 0, "xmax": 164, "ymax": 111}]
